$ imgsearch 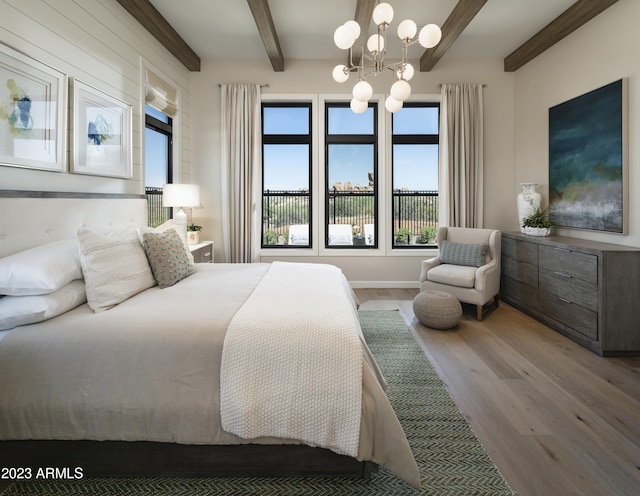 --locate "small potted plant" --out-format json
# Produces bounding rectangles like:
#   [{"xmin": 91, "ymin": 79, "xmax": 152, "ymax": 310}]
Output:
[
  {"xmin": 186, "ymin": 223, "xmax": 203, "ymax": 245},
  {"xmin": 522, "ymin": 206, "xmax": 552, "ymax": 236},
  {"xmin": 395, "ymin": 227, "xmax": 413, "ymax": 245}
]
